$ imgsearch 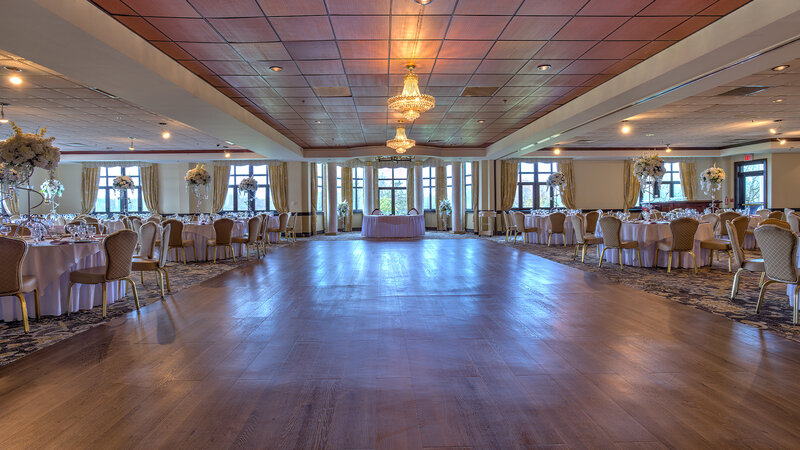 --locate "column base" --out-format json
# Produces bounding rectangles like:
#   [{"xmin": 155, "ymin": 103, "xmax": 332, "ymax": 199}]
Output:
[
  {"xmin": 324, "ymin": 232, "xmax": 337, "ymax": 236},
  {"xmin": 453, "ymin": 230, "xmax": 466, "ymax": 235}
]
